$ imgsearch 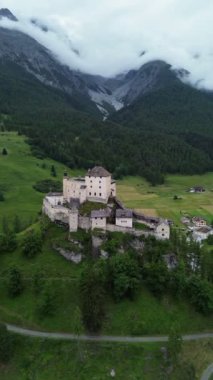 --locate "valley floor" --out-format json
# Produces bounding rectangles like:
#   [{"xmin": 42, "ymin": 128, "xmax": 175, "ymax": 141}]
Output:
[
  {"xmin": 117, "ymin": 175, "xmax": 213, "ymax": 226},
  {"xmin": 0, "ymin": 132, "xmax": 212, "ymax": 229}
]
